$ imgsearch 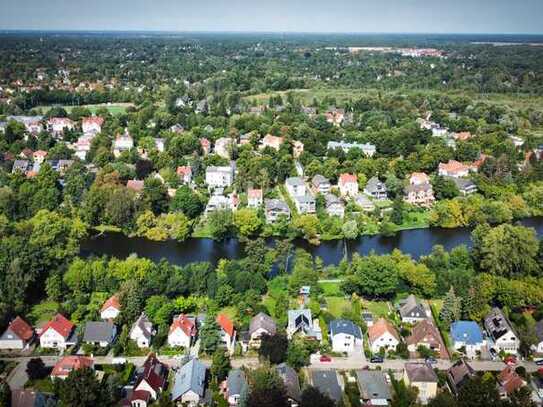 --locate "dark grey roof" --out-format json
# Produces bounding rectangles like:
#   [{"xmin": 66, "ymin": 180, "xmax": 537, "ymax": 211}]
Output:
[
  {"xmin": 399, "ymin": 295, "xmax": 427, "ymax": 319},
  {"xmin": 285, "ymin": 177, "xmax": 305, "ymax": 187},
  {"xmin": 446, "ymin": 176, "xmax": 477, "ymax": 192},
  {"xmin": 276, "ymin": 363, "xmax": 301, "ymax": 402},
  {"xmin": 447, "ymin": 359, "xmax": 475, "ymax": 394},
  {"xmin": 329, "ymin": 319, "xmax": 362, "ymax": 339},
  {"xmin": 172, "ymin": 358, "xmax": 207, "ymax": 401},
  {"xmin": 12, "ymin": 160, "xmax": 29, "ymax": 173},
  {"xmin": 227, "ymin": 369, "xmax": 247, "ymax": 397},
  {"xmin": 536, "ymin": 320, "xmax": 543, "ymax": 342},
  {"xmin": 484, "ymin": 308, "xmax": 516, "ymax": 341},
  {"xmin": 265, "ymin": 198, "xmax": 290, "ymax": 213},
  {"xmin": 312, "ymin": 174, "xmax": 330, "ymax": 187},
  {"xmin": 404, "ymin": 183, "xmax": 433, "ymax": 193},
  {"xmin": 311, "ymin": 370, "xmax": 343, "ymax": 403},
  {"xmin": 249, "ymin": 313, "xmax": 277, "ymax": 337},
  {"xmin": 83, "ymin": 321, "xmax": 116, "ymax": 344},
  {"xmin": 365, "ymin": 177, "xmax": 387, "ymax": 193},
  {"xmin": 356, "ymin": 370, "xmax": 392, "ymax": 401}
]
